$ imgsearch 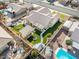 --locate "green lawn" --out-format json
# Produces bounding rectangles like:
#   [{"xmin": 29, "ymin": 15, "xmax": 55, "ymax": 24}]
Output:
[
  {"xmin": 13, "ymin": 24, "xmax": 24, "ymax": 30},
  {"xmin": 60, "ymin": 13, "xmax": 65, "ymax": 21},
  {"xmin": 27, "ymin": 29, "xmax": 41, "ymax": 45},
  {"xmin": 11, "ymin": 24, "xmax": 24, "ymax": 31},
  {"xmin": 11, "ymin": 24, "xmax": 24, "ymax": 34},
  {"xmin": 27, "ymin": 22, "xmax": 61, "ymax": 45},
  {"xmin": 43, "ymin": 21, "xmax": 61, "ymax": 44}
]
